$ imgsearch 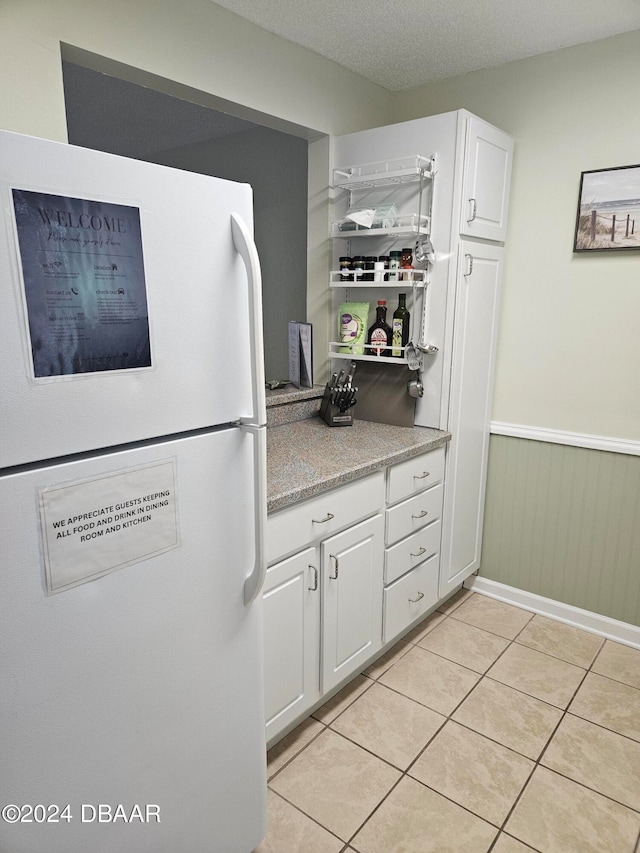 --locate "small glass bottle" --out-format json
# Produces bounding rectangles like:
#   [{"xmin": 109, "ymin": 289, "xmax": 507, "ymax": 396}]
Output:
[
  {"xmin": 391, "ymin": 293, "xmax": 410, "ymax": 358},
  {"xmin": 367, "ymin": 300, "xmax": 392, "ymax": 357}
]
